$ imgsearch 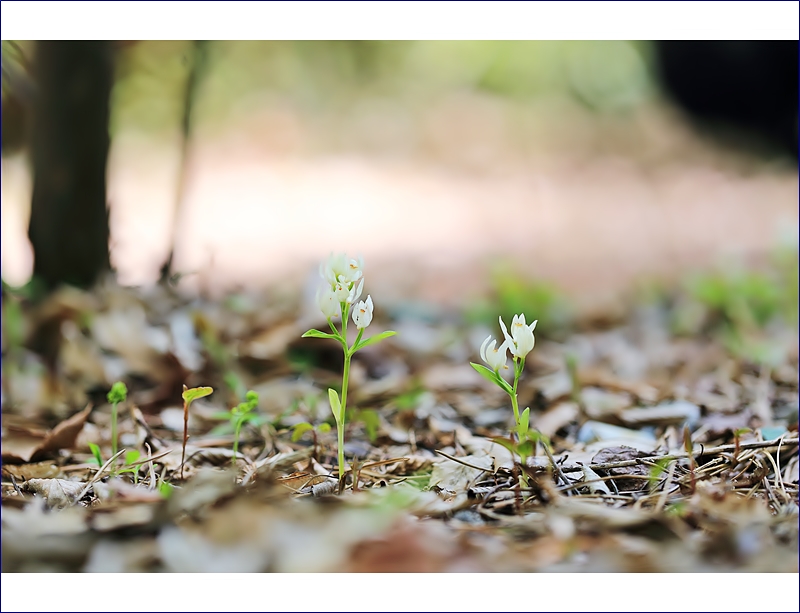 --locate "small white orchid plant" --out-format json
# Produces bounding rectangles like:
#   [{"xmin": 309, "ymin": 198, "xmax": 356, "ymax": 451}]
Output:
[
  {"xmin": 471, "ymin": 314, "xmax": 542, "ymax": 470},
  {"xmin": 302, "ymin": 253, "xmax": 396, "ymax": 481}
]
